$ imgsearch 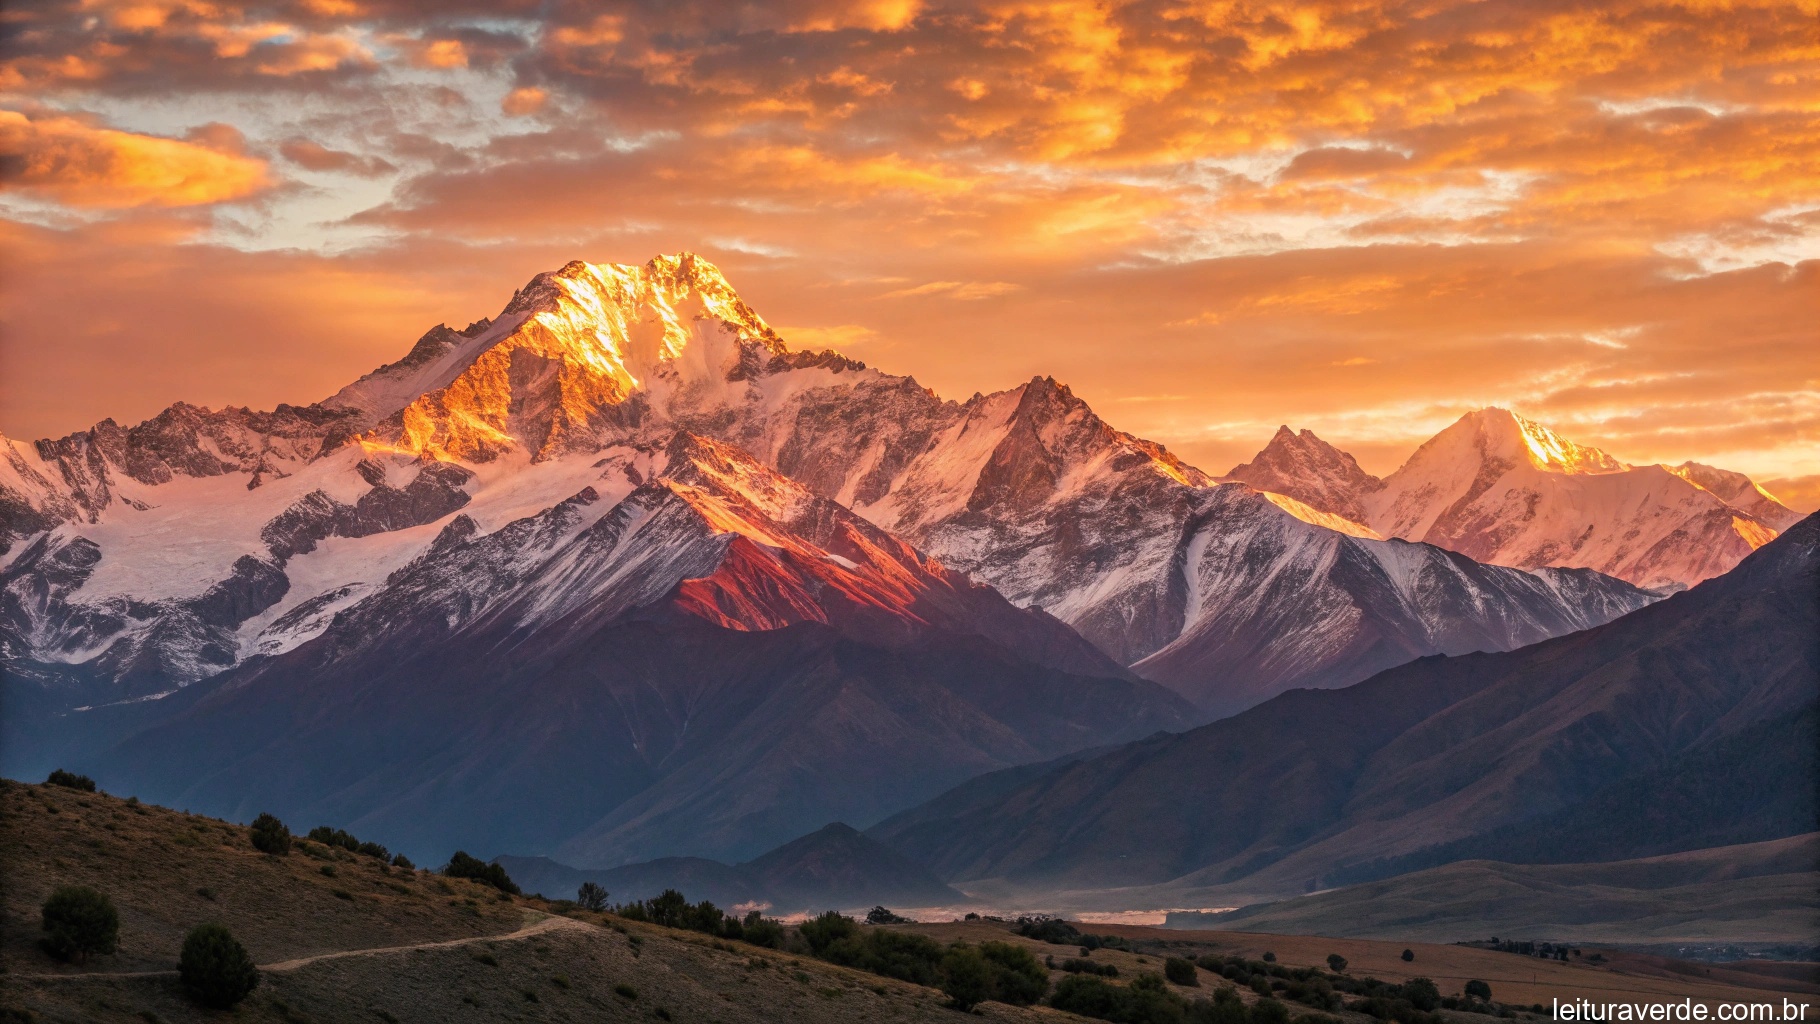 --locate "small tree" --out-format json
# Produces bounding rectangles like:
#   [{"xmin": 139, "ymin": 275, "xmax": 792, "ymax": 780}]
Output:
[
  {"xmin": 45, "ymin": 769, "xmax": 97, "ymax": 792},
  {"xmin": 940, "ymin": 944, "xmax": 993, "ymax": 1010},
  {"xmin": 577, "ymin": 882, "xmax": 608, "ymax": 911},
  {"xmin": 249, "ymin": 812, "xmax": 292, "ymax": 855},
  {"xmin": 866, "ymin": 905, "xmax": 910, "ymax": 925},
  {"xmin": 1164, "ymin": 956, "xmax": 1199, "ymax": 985},
  {"xmin": 1262, "ymin": 950, "xmax": 1276, "ymax": 962},
  {"xmin": 1327, "ymin": 953, "xmax": 1348, "ymax": 974},
  {"xmin": 41, "ymin": 886, "xmax": 119, "ymax": 963},
  {"xmin": 1465, "ymin": 979, "xmax": 1492, "ymax": 1001},
  {"xmin": 1402, "ymin": 948, "xmax": 1415, "ymax": 962},
  {"xmin": 179, "ymin": 924, "xmax": 259, "ymax": 1008},
  {"xmin": 391, "ymin": 853, "xmax": 414, "ymax": 870}
]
